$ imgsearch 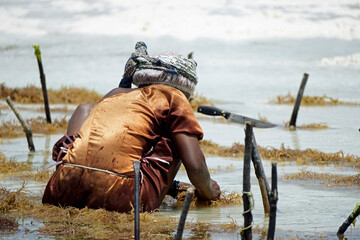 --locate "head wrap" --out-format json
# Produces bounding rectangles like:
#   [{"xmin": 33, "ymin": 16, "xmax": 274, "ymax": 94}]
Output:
[{"xmin": 119, "ymin": 42, "xmax": 197, "ymax": 97}]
